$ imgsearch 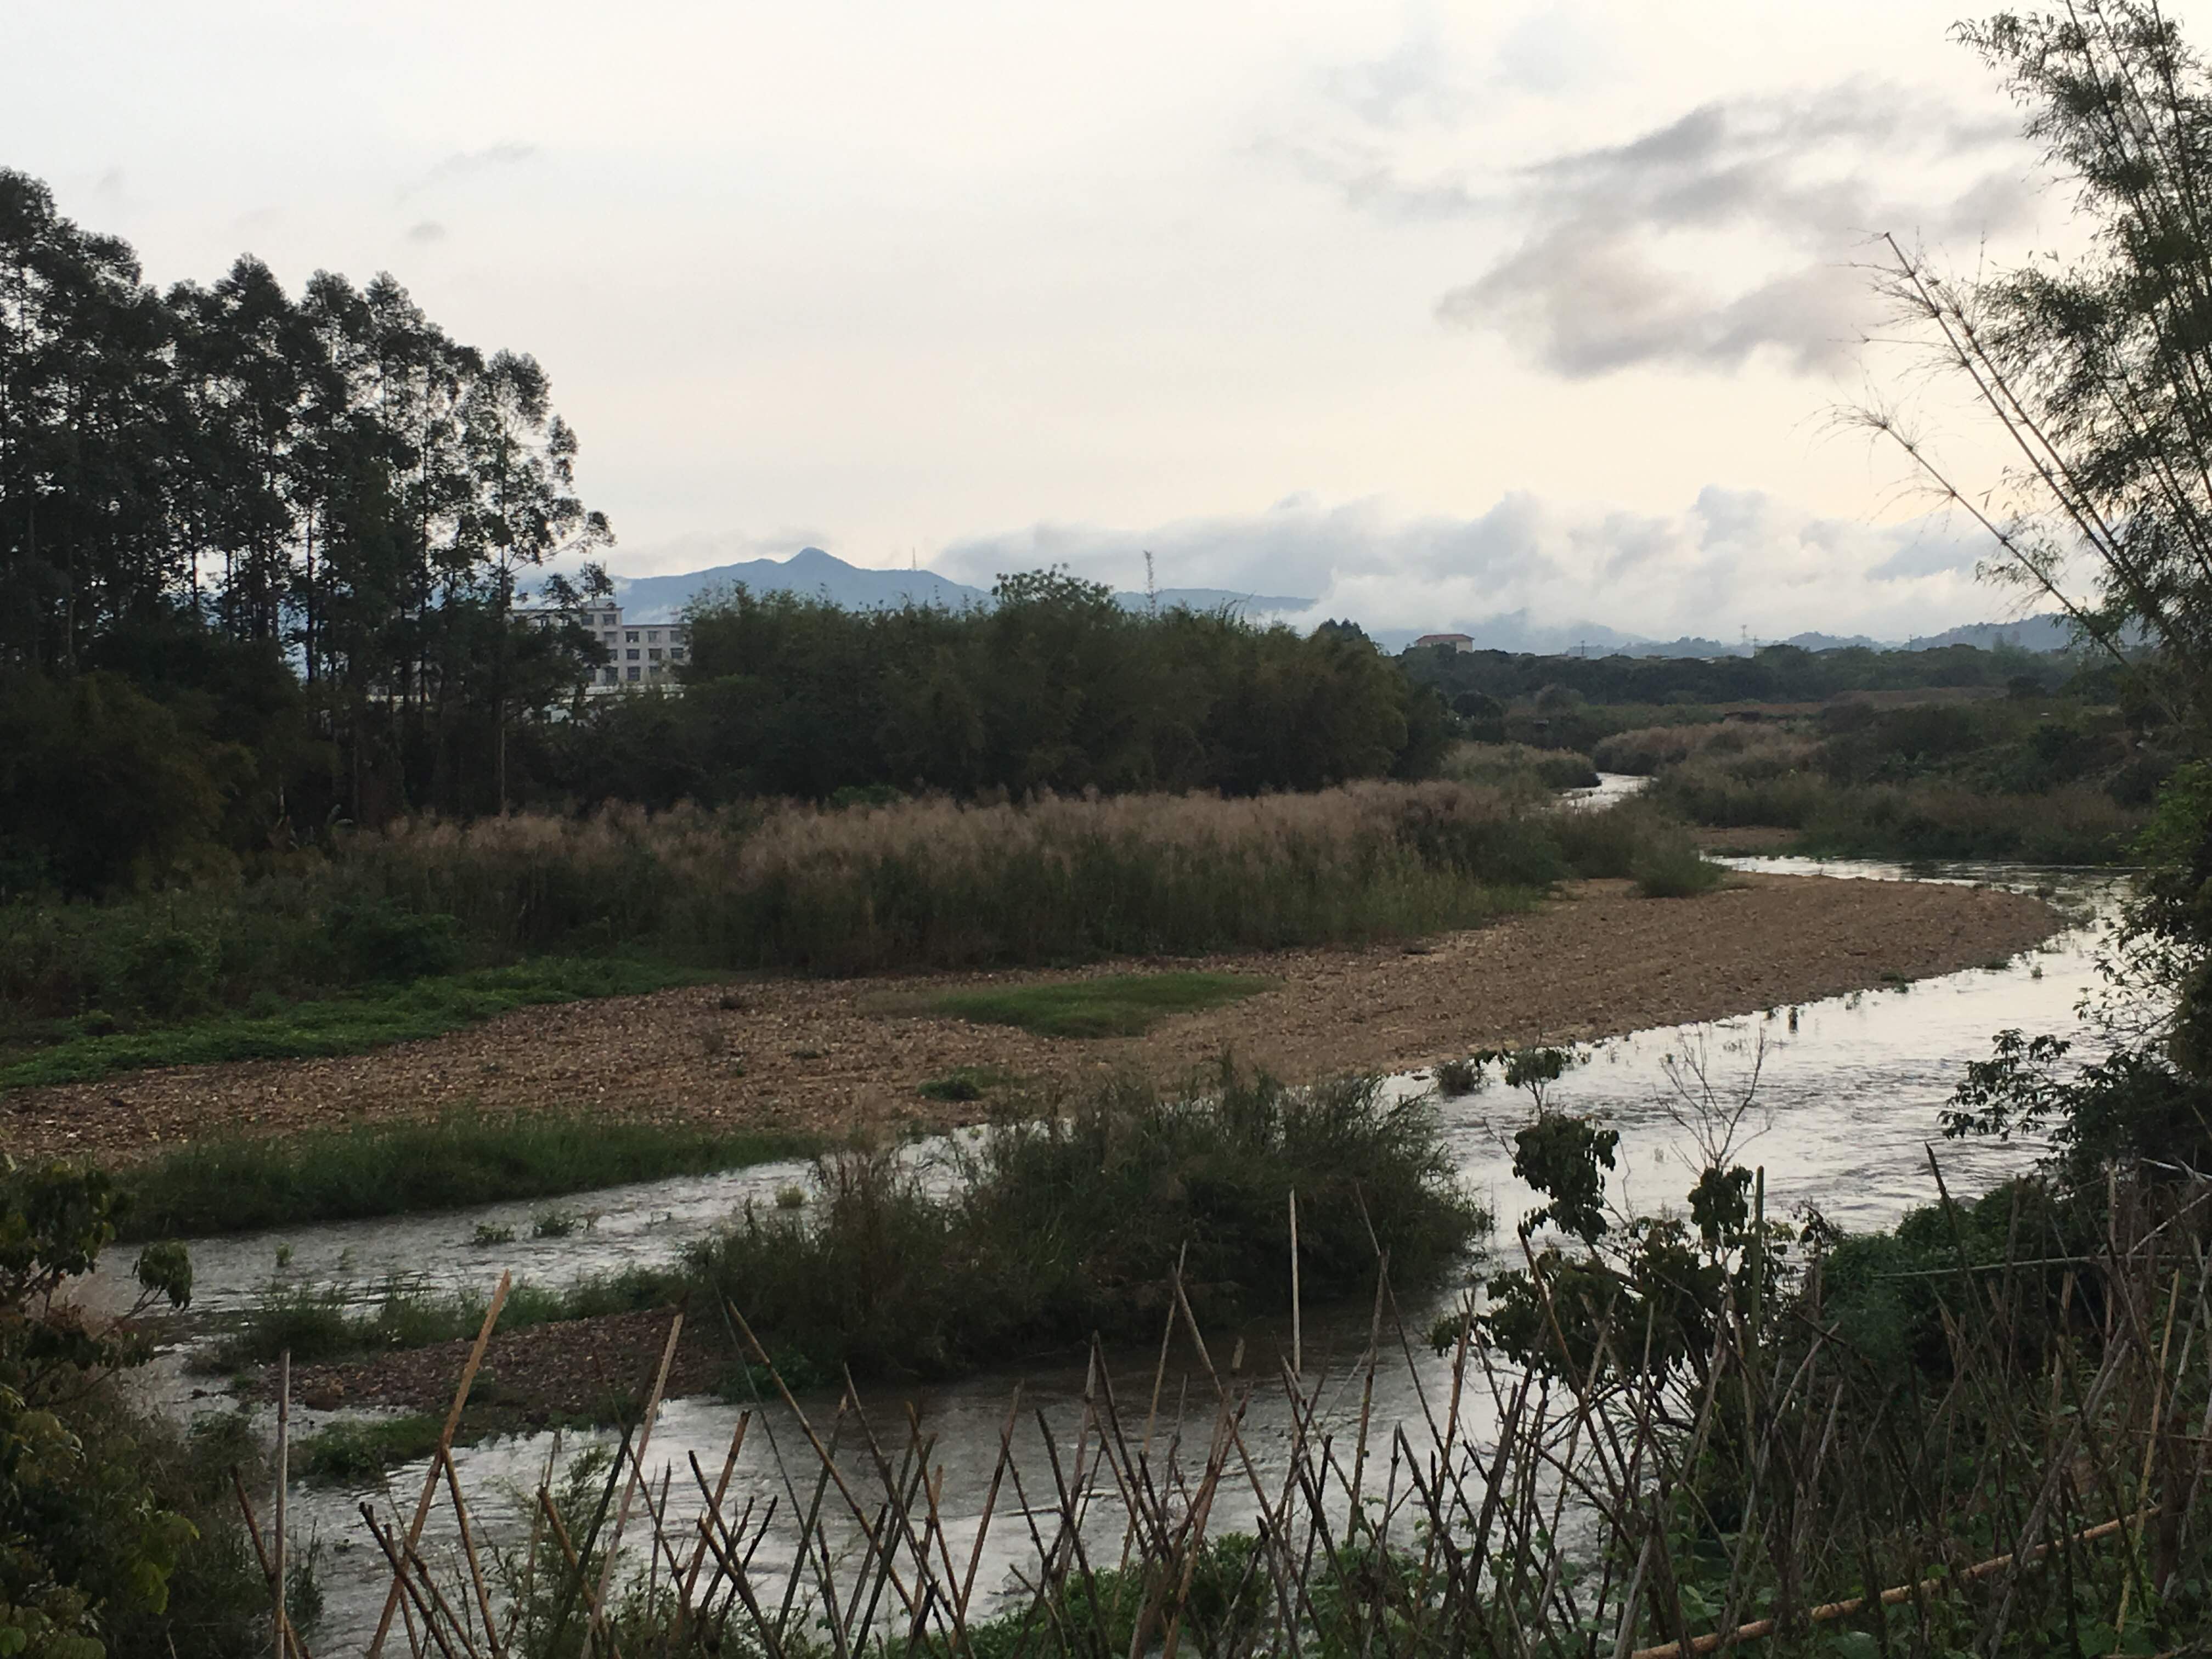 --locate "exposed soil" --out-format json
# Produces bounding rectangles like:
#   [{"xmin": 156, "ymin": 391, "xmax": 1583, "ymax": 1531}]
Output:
[
  {"xmin": 7, "ymin": 871, "xmax": 2063, "ymax": 1166},
  {"xmin": 275, "ymin": 1307, "xmax": 738, "ymax": 1426}
]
